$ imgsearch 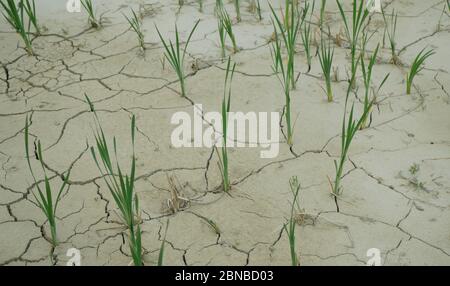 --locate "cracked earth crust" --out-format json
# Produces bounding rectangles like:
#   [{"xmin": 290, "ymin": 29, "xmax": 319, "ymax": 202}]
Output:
[{"xmin": 0, "ymin": 0, "xmax": 449, "ymax": 266}]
